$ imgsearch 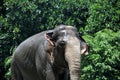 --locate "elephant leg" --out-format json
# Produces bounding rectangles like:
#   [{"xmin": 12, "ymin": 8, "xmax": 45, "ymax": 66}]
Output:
[
  {"xmin": 53, "ymin": 69, "xmax": 69, "ymax": 80},
  {"xmin": 11, "ymin": 60, "xmax": 23, "ymax": 80},
  {"xmin": 59, "ymin": 73, "xmax": 66, "ymax": 80},
  {"xmin": 63, "ymin": 70, "xmax": 70, "ymax": 80},
  {"xmin": 60, "ymin": 70, "xmax": 70, "ymax": 80},
  {"xmin": 46, "ymin": 63, "xmax": 55, "ymax": 80}
]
